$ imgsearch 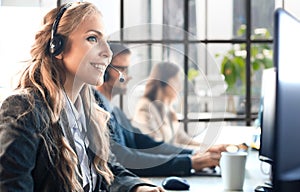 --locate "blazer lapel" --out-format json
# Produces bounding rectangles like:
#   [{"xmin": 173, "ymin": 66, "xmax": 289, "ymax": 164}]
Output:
[{"xmin": 59, "ymin": 110, "xmax": 84, "ymax": 186}]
